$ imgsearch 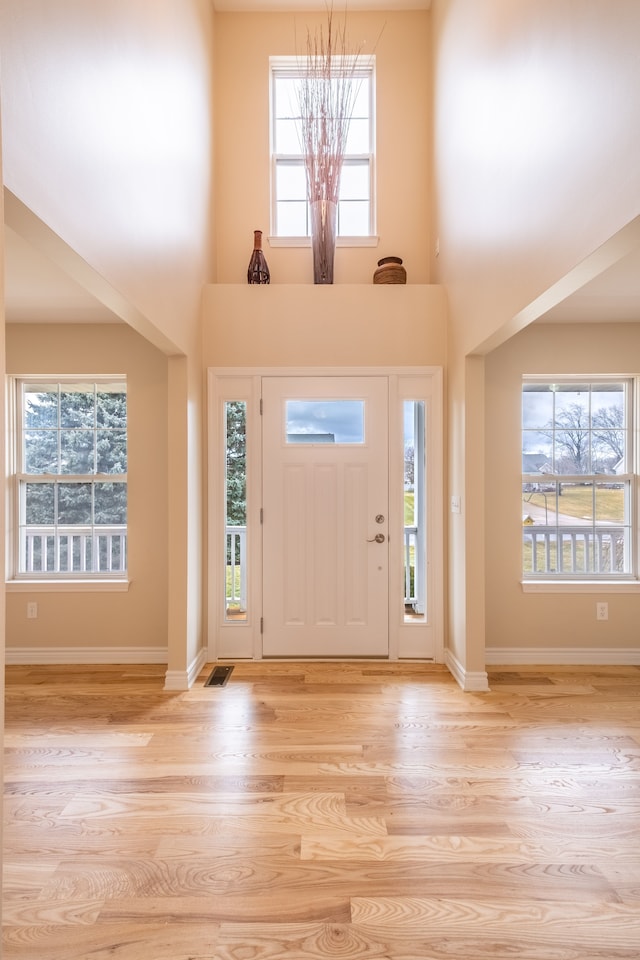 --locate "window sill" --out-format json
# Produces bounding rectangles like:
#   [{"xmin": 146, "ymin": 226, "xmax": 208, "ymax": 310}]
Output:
[
  {"xmin": 268, "ymin": 235, "xmax": 379, "ymax": 249},
  {"xmin": 6, "ymin": 579, "xmax": 130, "ymax": 593},
  {"xmin": 521, "ymin": 580, "xmax": 640, "ymax": 594}
]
